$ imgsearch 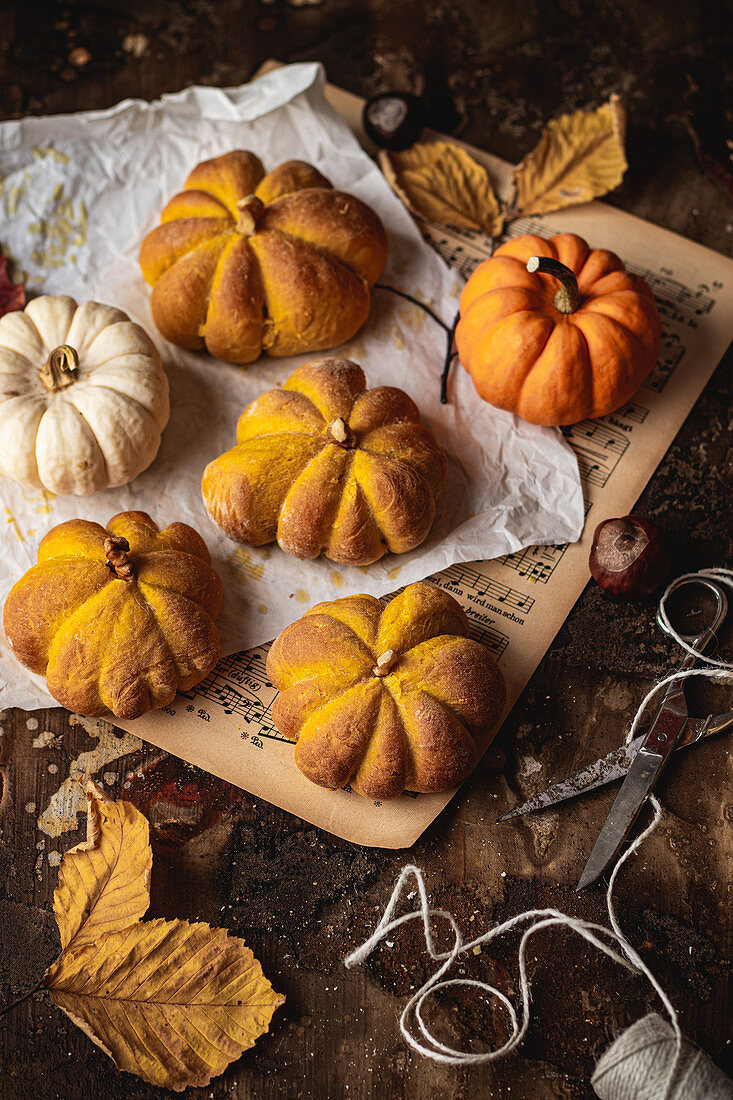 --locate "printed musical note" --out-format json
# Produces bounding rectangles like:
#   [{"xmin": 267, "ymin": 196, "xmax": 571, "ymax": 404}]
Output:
[
  {"xmin": 429, "ymin": 563, "xmax": 535, "ymax": 617},
  {"xmin": 179, "ymin": 643, "xmax": 286, "ymax": 740},
  {"xmin": 625, "ymin": 263, "xmax": 715, "ymax": 316},
  {"xmin": 613, "ymin": 402, "xmax": 649, "ymax": 426},
  {"xmin": 469, "ymin": 622, "xmax": 509, "ymax": 658},
  {"xmin": 562, "ymin": 418, "xmax": 629, "ymax": 489},
  {"xmin": 497, "ymin": 543, "xmax": 567, "ymax": 584},
  {"xmin": 421, "ymin": 225, "xmax": 494, "ymax": 278},
  {"xmin": 643, "ymin": 332, "xmax": 685, "ymax": 394}
]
